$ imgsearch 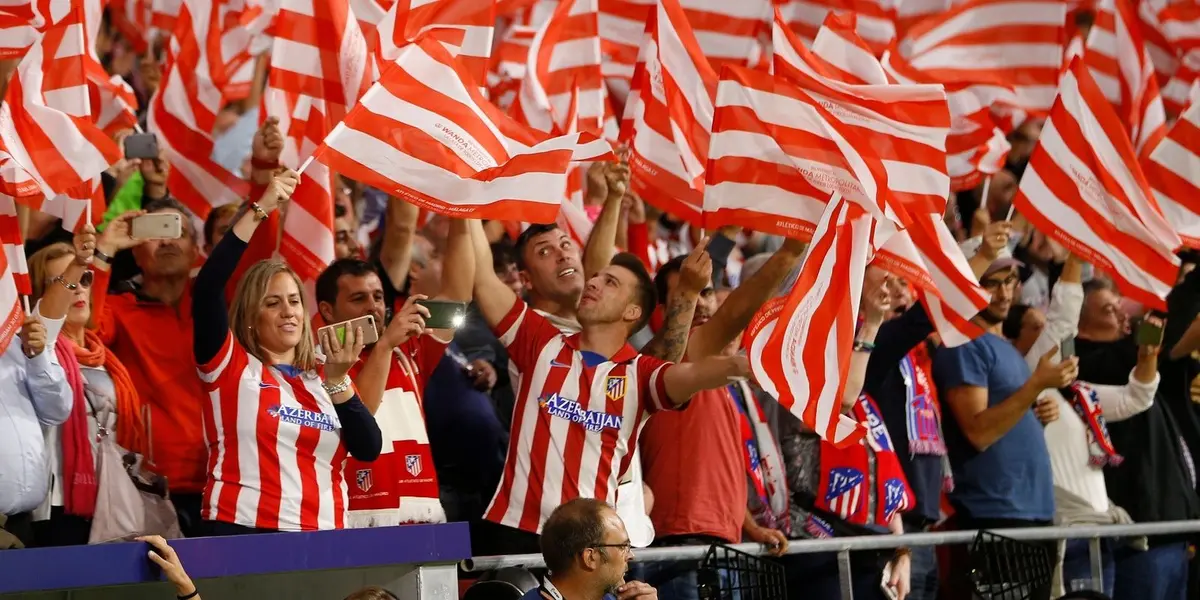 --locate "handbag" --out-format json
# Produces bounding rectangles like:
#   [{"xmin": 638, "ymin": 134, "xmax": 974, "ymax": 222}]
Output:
[{"xmin": 88, "ymin": 423, "xmax": 182, "ymax": 544}]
